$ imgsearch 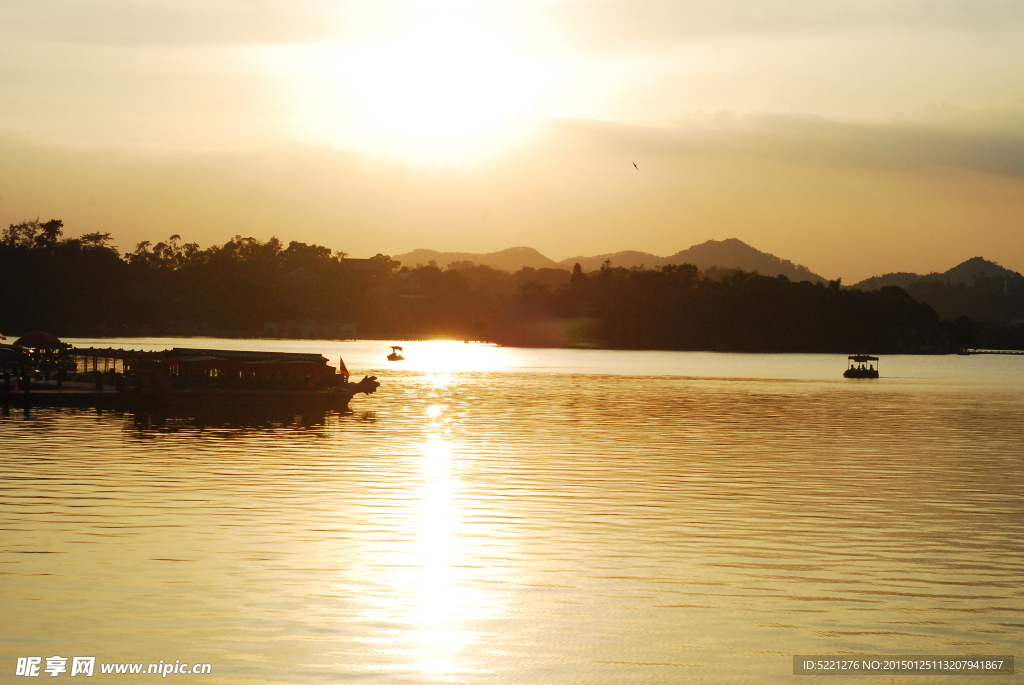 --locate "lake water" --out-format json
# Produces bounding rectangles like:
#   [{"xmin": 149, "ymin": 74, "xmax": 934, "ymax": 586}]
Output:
[{"xmin": 3, "ymin": 339, "xmax": 1022, "ymax": 684}]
